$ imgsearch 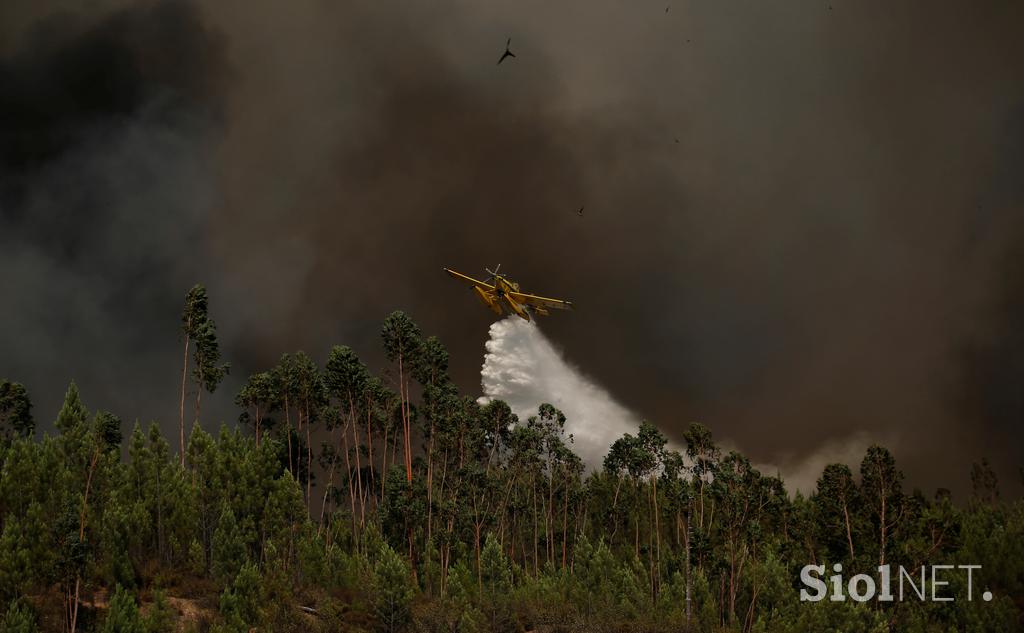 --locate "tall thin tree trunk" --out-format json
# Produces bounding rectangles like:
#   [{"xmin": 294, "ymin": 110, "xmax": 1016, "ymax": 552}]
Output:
[
  {"xmin": 342, "ymin": 418, "xmax": 356, "ymax": 529},
  {"xmin": 306, "ymin": 404, "xmax": 313, "ymax": 507},
  {"xmin": 352, "ymin": 408, "xmax": 365, "ymax": 526},
  {"xmin": 366, "ymin": 401, "xmax": 375, "ymax": 509},
  {"xmin": 843, "ymin": 500, "xmax": 855, "ymax": 559},
  {"xmin": 178, "ymin": 330, "xmax": 190, "ymax": 466},
  {"xmin": 561, "ymin": 486, "xmax": 569, "ymax": 569},
  {"xmin": 685, "ymin": 504, "xmax": 692, "ymax": 624},
  {"xmin": 285, "ymin": 395, "xmax": 293, "ymax": 475},
  {"xmin": 426, "ymin": 419, "xmax": 435, "ymax": 551},
  {"xmin": 380, "ymin": 423, "xmax": 389, "ymax": 500},
  {"xmin": 398, "ymin": 351, "xmax": 412, "ymax": 483},
  {"xmin": 69, "ymin": 446, "xmax": 100, "ymax": 633},
  {"xmin": 194, "ymin": 382, "xmax": 202, "ymax": 428},
  {"xmin": 652, "ymin": 475, "xmax": 661, "ymax": 589}
]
